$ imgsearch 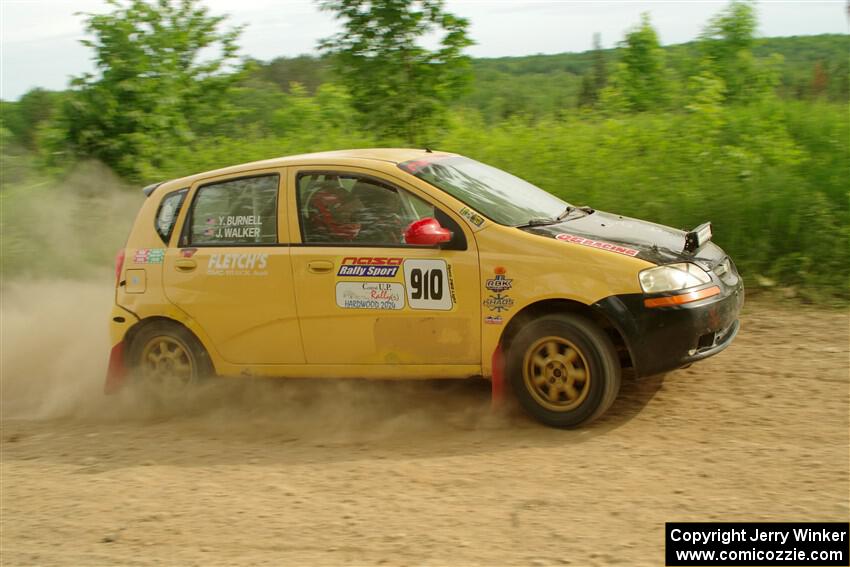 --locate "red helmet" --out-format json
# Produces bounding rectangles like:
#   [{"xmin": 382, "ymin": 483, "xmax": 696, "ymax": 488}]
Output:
[{"xmin": 306, "ymin": 184, "xmax": 361, "ymax": 241}]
